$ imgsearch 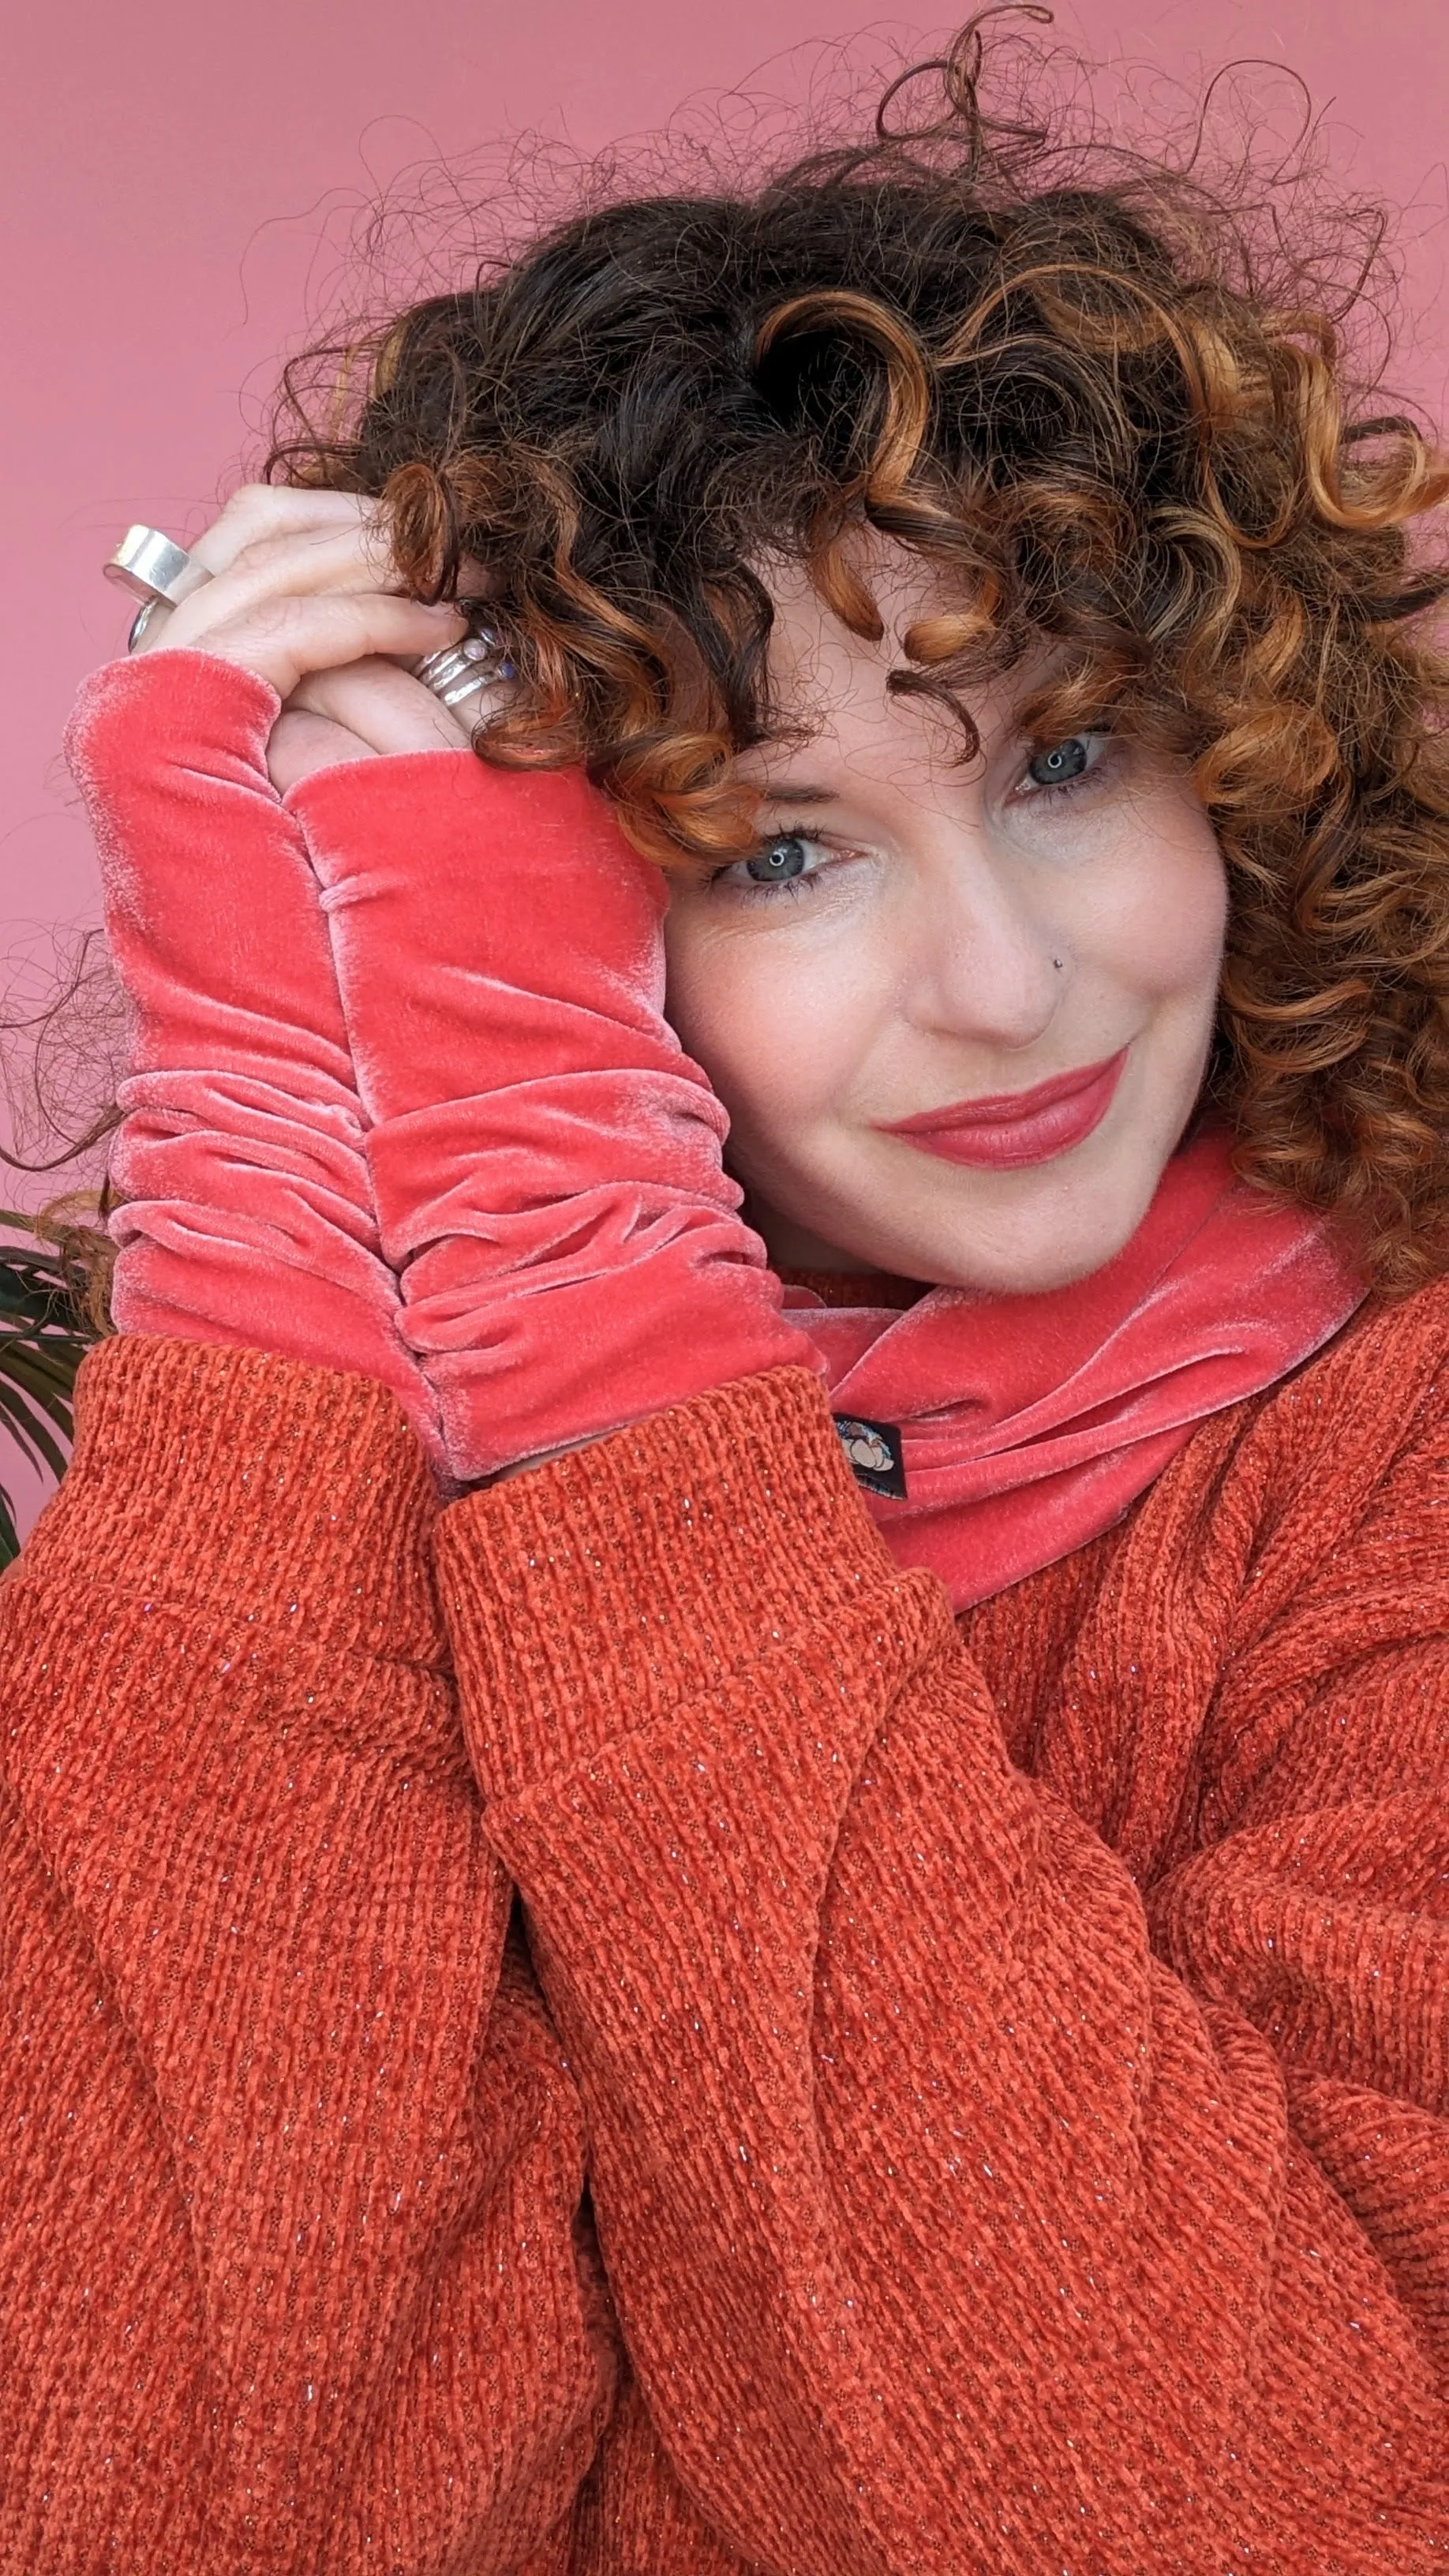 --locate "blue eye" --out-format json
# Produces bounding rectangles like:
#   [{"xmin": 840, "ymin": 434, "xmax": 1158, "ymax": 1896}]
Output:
[
  {"xmin": 711, "ymin": 826, "xmax": 844, "ymax": 900},
  {"xmin": 745, "ymin": 833, "xmax": 811, "ymax": 884},
  {"xmin": 1026, "ymin": 736, "xmax": 1094, "ymax": 788}
]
